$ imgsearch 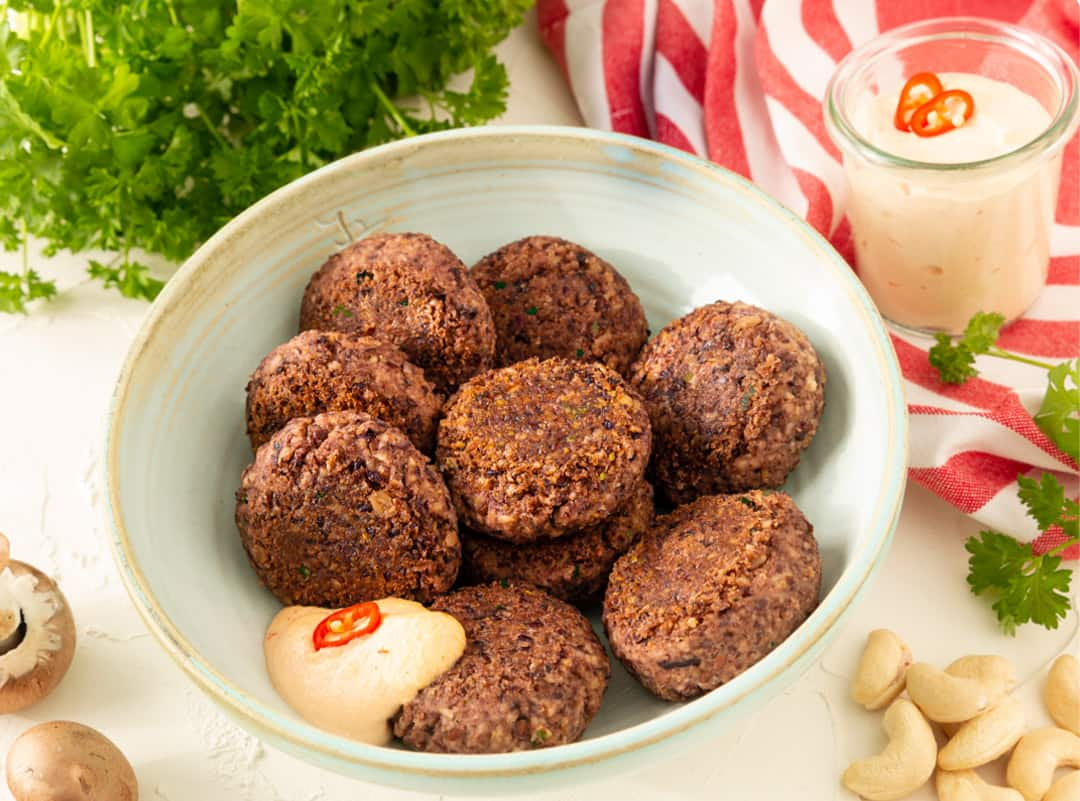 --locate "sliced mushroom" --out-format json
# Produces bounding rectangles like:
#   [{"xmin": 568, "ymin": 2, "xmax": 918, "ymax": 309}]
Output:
[{"xmin": 0, "ymin": 533, "xmax": 76, "ymax": 713}]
